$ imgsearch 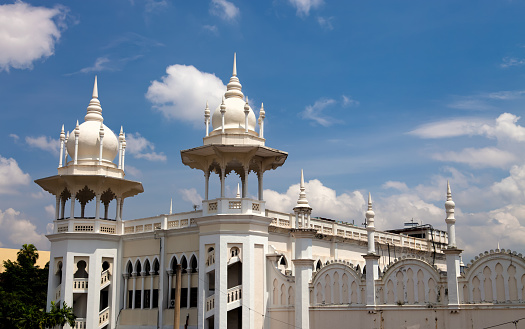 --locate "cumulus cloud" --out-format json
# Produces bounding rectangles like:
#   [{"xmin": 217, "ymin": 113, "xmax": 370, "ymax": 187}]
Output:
[
  {"xmin": 0, "ymin": 1, "xmax": 68, "ymax": 71},
  {"xmin": 146, "ymin": 64, "xmax": 227, "ymax": 127},
  {"xmin": 125, "ymin": 133, "xmax": 166, "ymax": 162},
  {"xmin": 0, "ymin": 208, "xmax": 48, "ymax": 250},
  {"xmin": 44, "ymin": 205, "xmax": 55, "ymax": 218},
  {"xmin": 265, "ymin": 179, "xmax": 366, "ymax": 222},
  {"xmin": 288, "ymin": 0, "xmax": 323, "ymax": 16},
  {"xmin": 432, "ymin": 147, "xmax": 517, "ymax": 169},
  {"xmin": 179, "ymin": 188, "xmax": 203, "ymax": 207},
  {"xmin": 0, "ymin": 155, "xmax": 31, "ymax": 194},
  {"xmin": 210, "ymin": 0, "xmax": 240, "ymax": 22},
  {"xmin": 25, "ymin": 135, "xmax": 59, "ymax": 155}
]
